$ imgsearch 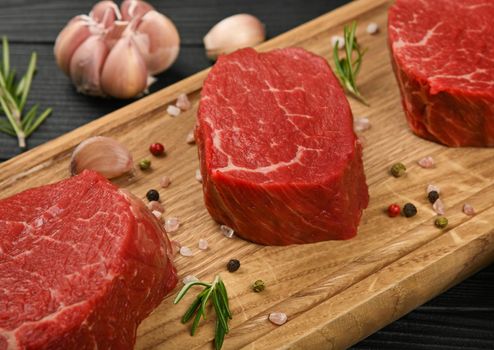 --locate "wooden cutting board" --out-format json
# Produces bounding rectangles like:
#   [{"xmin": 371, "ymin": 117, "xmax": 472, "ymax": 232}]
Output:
[{"xmin": 1, "ymin": 0, "xmax": 493, "ymax": 348}]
